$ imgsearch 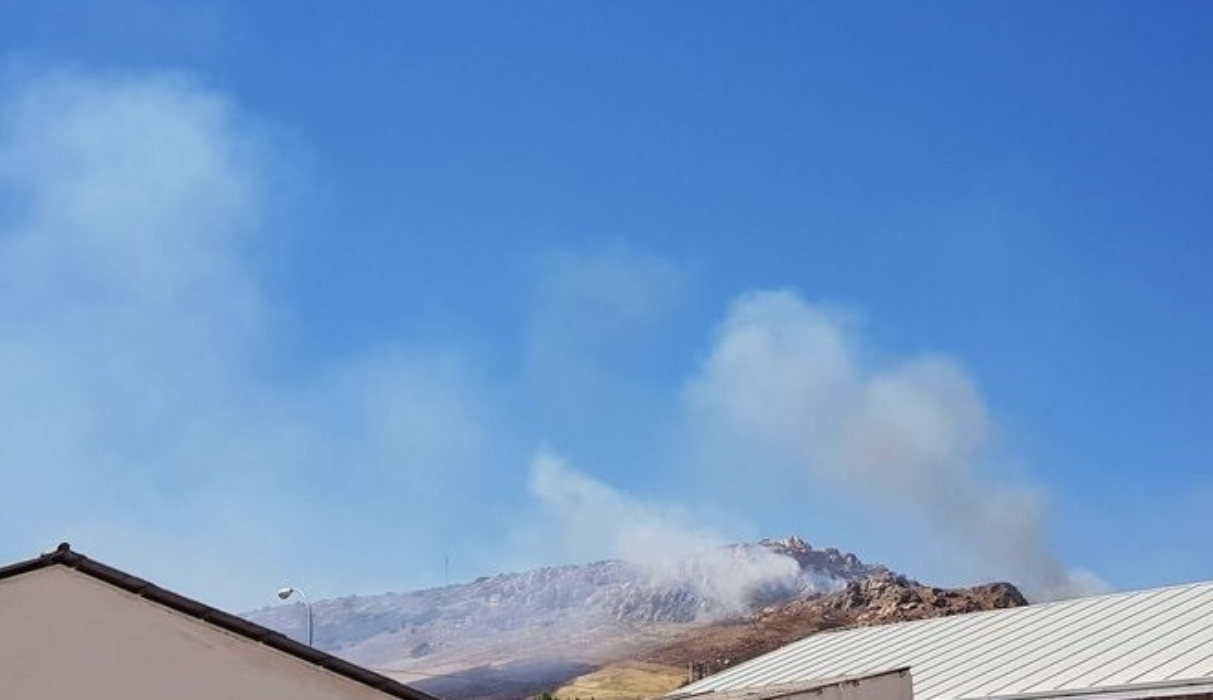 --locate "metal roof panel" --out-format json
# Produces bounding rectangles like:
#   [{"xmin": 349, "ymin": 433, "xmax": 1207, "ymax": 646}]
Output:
[{"xmin": 676, "ymin": 581, "xmax": 1213, "ymax": 700}]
